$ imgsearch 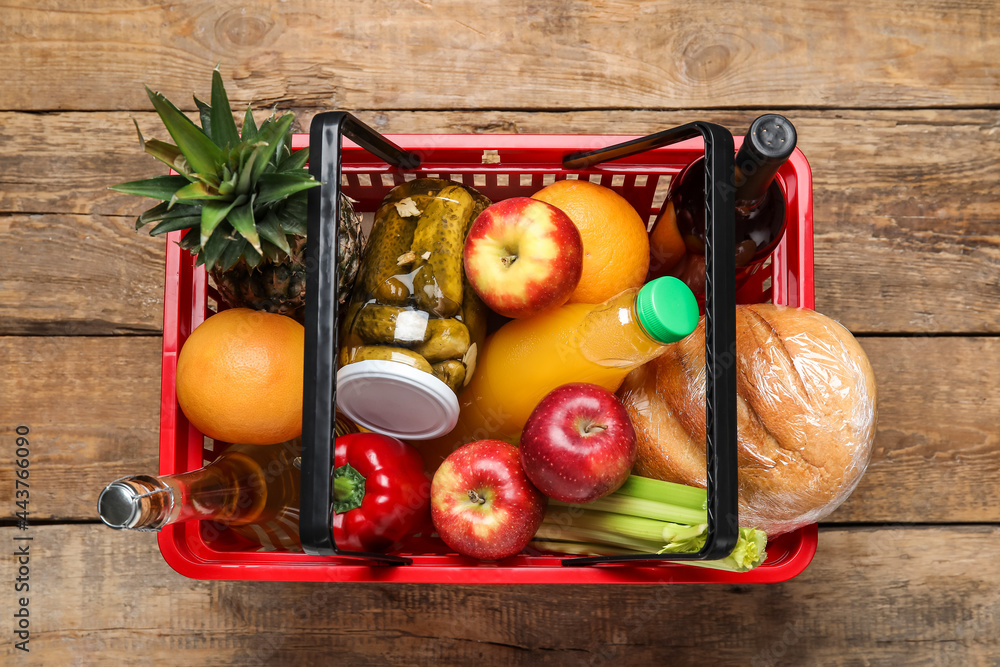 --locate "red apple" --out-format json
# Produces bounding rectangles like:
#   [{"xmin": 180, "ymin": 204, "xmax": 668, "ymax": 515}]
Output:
[
  {"xmin": 463, "ymin": 197, "xmax": 583, "ymax": 319},
  {"xmin": 431, "ymin": 439, "xmax": 547, "ymax": 560},
  {"xmin": 519, "ymin": 382, "xmax": 637, "ymax": 503}
]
